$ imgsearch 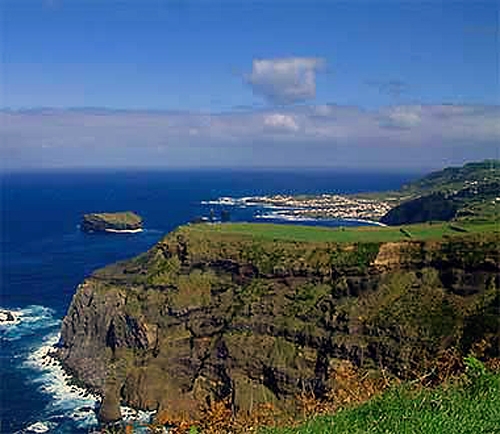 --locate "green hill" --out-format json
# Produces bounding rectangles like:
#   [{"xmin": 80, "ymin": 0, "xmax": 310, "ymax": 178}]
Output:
[
  {"xmin": 379, "ymin": 160, "xmax": 500, "ymax": 225},
  {"xmin": 402, "ymin": 160, "xmax": 500, "ymax": 194}
]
